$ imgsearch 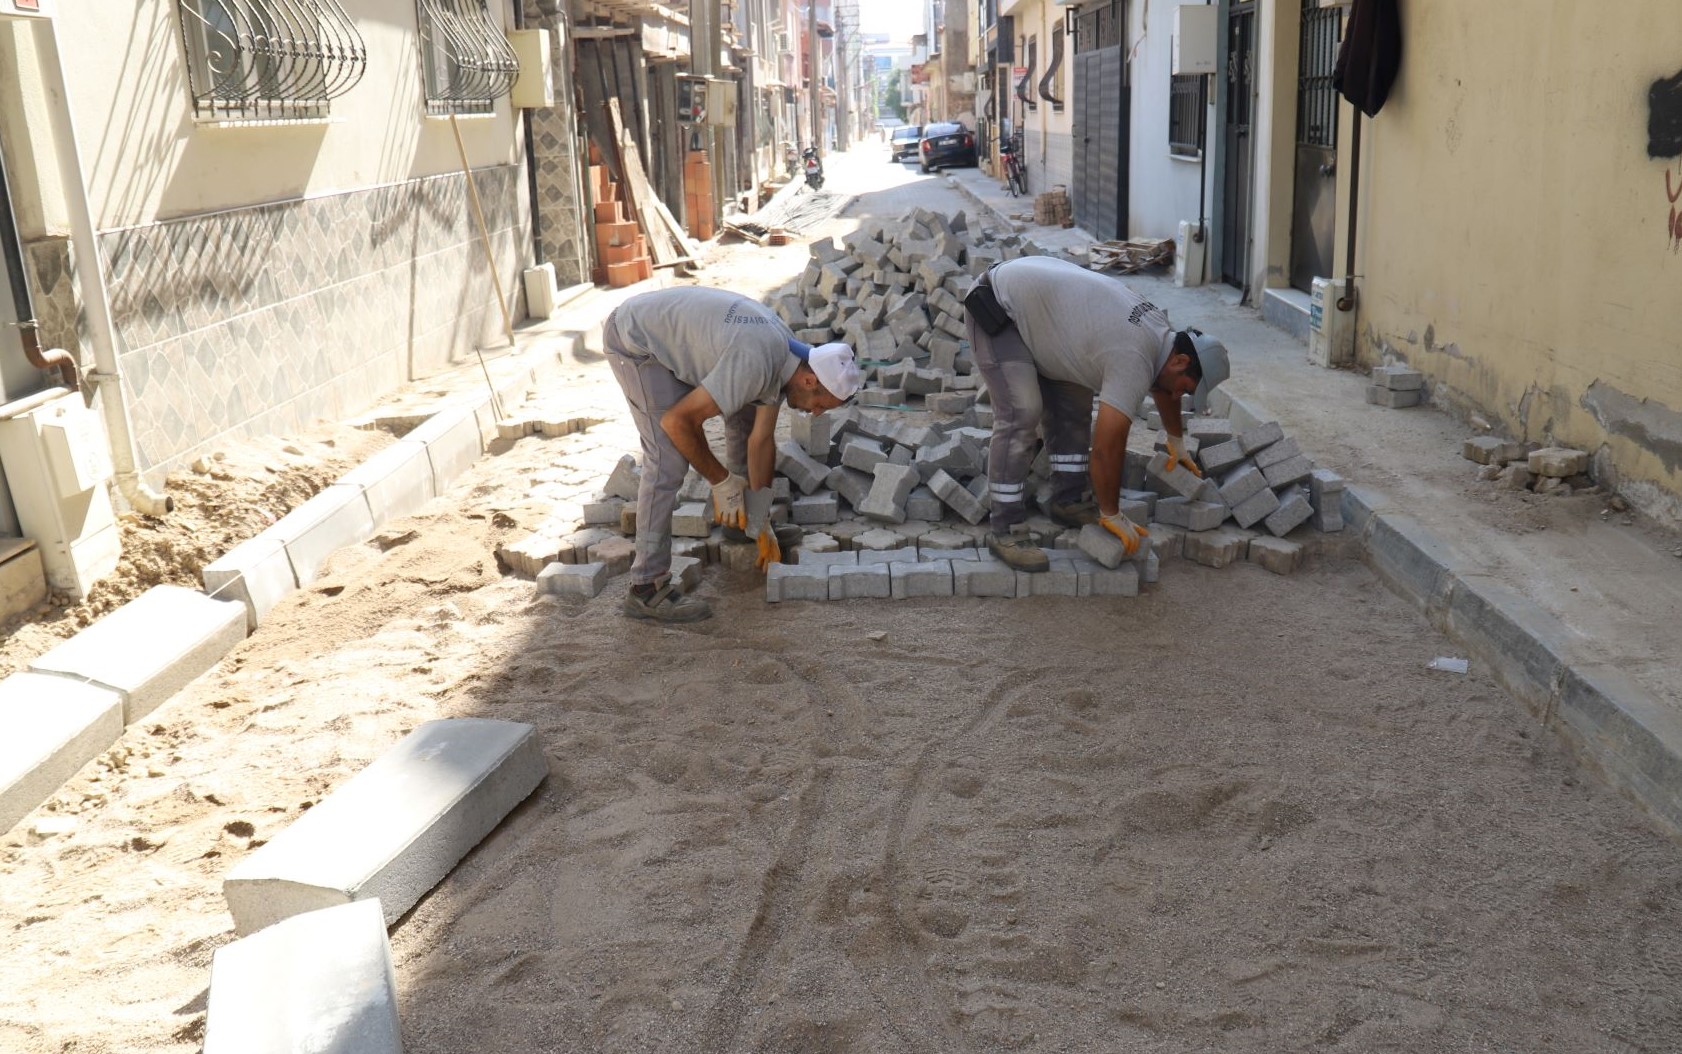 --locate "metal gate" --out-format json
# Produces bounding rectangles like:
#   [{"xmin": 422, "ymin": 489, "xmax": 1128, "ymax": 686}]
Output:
[
  {"xmin": 1220, "ymin": 1, "xmax": 1255, "ymax": 288},
  {"xmin": 1289, "ymin": 2, "xmax": 1343, "ymax": 291},
  {"xmin": 1072, "ymin": 0, "xmax": 1127, "ymax": 239}
]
